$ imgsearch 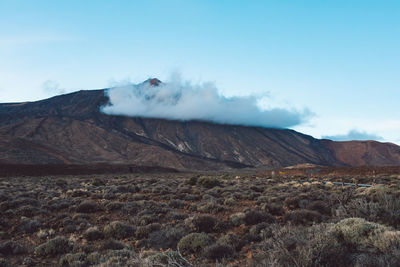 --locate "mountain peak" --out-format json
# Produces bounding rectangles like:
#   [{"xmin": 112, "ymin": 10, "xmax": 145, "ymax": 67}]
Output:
[{"xmin": 144, "ymin": 78, "xmax": 162, "ymax": 87}]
